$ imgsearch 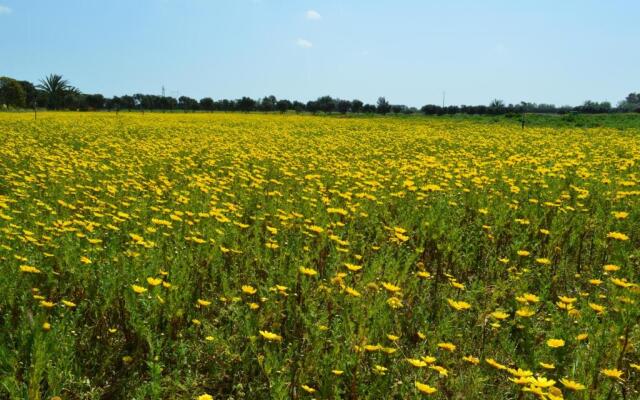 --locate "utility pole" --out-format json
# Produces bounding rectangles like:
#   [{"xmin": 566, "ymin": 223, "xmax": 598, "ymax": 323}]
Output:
[
  {"xmin": 442, "ymin": 91, "xmax": 446, "ymax": 108},
  {"xmin": 162, "ymin": 86, "xmax": 165, "ymax": 97},
  {"xmin": 33, "ymin": 100, "xmax": 37, "ymax": 120}
]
